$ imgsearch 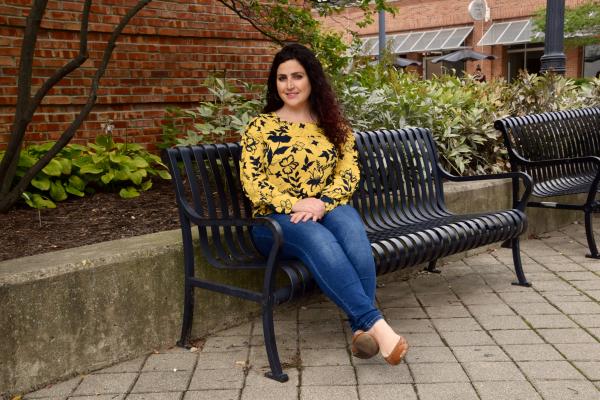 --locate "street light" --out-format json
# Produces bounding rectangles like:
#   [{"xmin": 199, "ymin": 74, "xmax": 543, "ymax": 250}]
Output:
[
  {"xmin": 378, "ymin": 9, "xmax": 385, "ymax": 63},
  {"xmin": 540, "ymin": 0, "xmax": 566, "ymax": 74}
]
